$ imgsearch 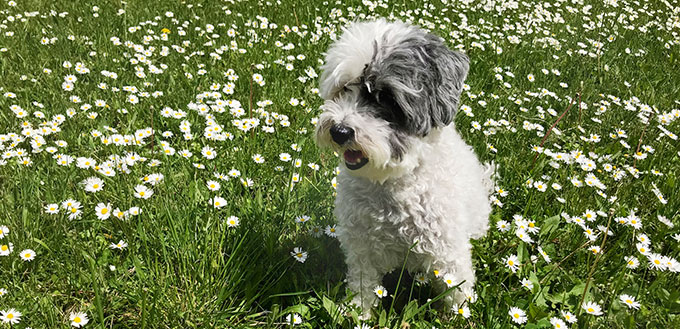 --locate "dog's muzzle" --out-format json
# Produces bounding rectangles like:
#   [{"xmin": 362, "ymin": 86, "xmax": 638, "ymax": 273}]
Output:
[
  {"xmin": 343, "ymin": 149, "xmax": 368, "ymax": 170},
  {"xmin": 329, "ymin": 124, "xmax": 369, "ymax": 170},
  {"xmin": 330, "ymin": 124, "xmax": 354, "ymax": 145}
]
